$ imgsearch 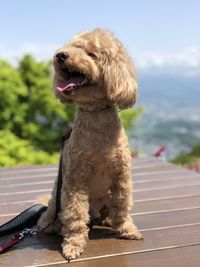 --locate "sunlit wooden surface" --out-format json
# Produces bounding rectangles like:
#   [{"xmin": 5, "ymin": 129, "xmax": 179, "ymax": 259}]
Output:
[{"xmin": 0, "ymin": 158, "xmax": 200, "ymax": 267}]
